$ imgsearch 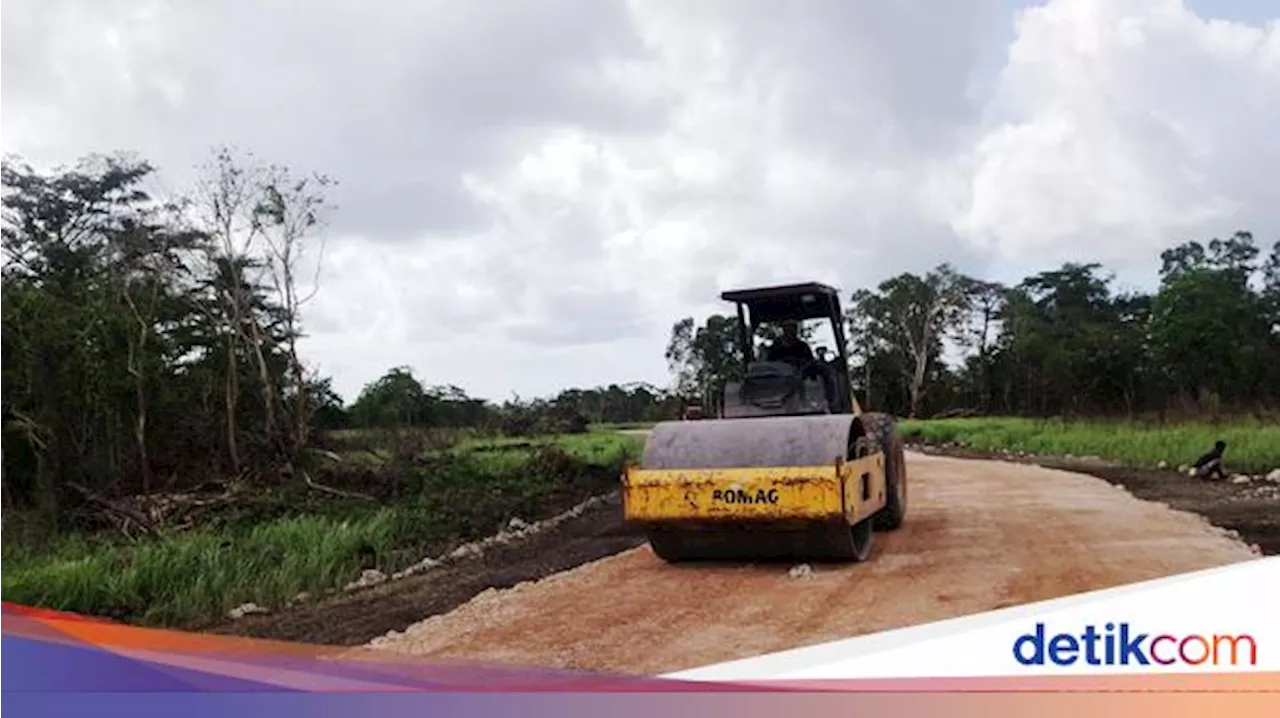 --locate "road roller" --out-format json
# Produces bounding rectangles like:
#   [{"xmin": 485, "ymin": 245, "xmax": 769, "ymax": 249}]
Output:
[{"xmin": 621, "ymin": 282, "xmax": 908, "ymax": 563}]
